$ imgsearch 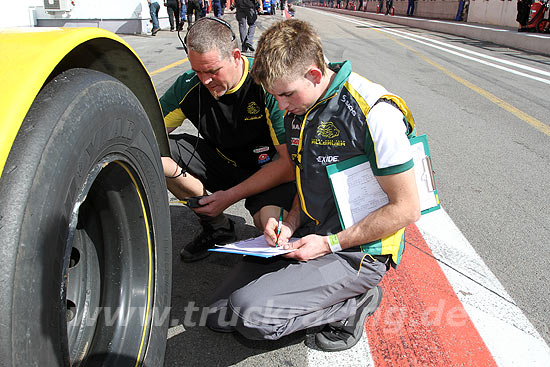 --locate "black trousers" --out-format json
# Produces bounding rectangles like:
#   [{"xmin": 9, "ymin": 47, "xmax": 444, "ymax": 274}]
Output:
[{"xmin": 166, "ymin": 1, "xmax": 180, "ymax": 30}]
